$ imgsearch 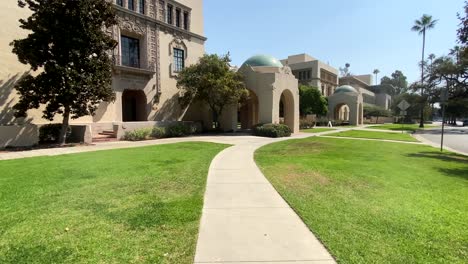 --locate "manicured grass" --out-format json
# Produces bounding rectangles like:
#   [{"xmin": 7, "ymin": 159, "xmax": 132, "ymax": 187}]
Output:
[
  {"xmin": 368, "ymin": 123, "xmax": 437, "ymax": 132},
  {"xmin": 255, "ymin": 137, "xmax": 468, "ymax": 263},
  {"xmin": 0, "ymin": 142, "xmax": 228, "ymax": 264},
  {"xmin": 328, "ymin": 130, "xmax": 419, "ymax": 142},
  {"xmin": 301, "ymin": 127, "xmax": 336, "ymax": 133}
]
